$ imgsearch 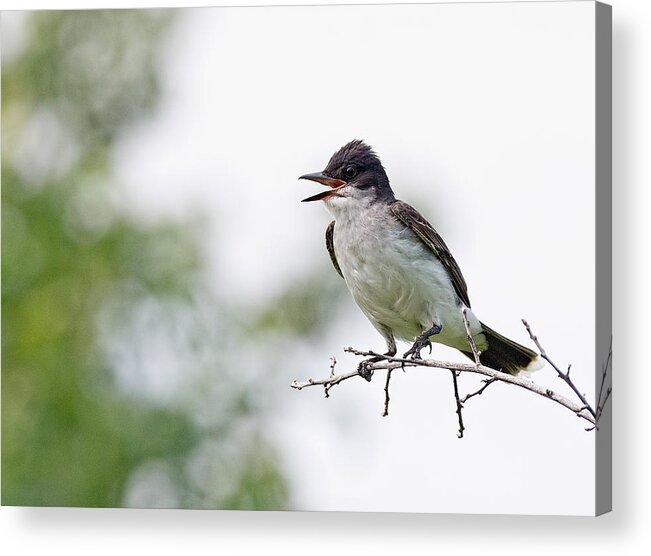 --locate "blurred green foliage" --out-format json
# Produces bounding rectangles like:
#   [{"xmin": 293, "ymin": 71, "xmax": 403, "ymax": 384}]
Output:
[
  {"xmin": 2, "ymin": 10, "xmax": 288, "ymax": 509},
  {"xmin": 248, "ymin": 276, "xmax": 345, "ymax": 339}
]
